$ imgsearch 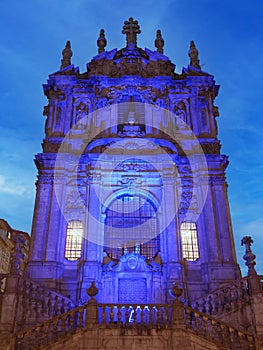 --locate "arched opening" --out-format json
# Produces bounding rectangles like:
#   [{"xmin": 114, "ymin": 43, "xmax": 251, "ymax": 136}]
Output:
[{"xmin": 104, "ymin": 193, "xmax": 160, "ymax": 259}]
